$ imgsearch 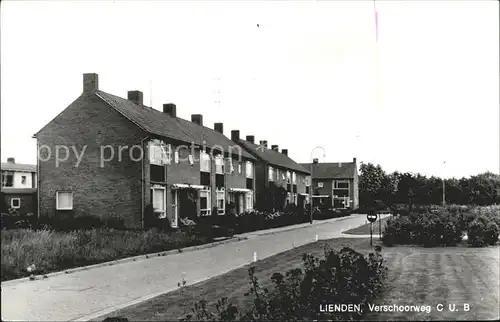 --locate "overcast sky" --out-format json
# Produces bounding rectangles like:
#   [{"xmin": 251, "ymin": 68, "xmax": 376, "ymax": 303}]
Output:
[{"xmin": 1, "ymin": 0, "xmax": 498, "ymax": 179}]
